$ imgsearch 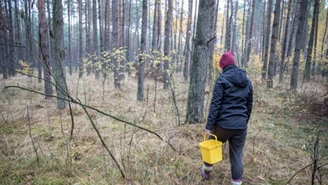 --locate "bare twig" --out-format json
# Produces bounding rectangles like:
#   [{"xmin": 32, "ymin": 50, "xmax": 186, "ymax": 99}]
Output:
[
  {"xmin": 78, "ymin": 99, "xmax": 126, "ymax": 178},
  {"xmin": 59, "ymin": 109, "xmax": 70, "ymax": 165},
  {"xmin": 68, "ymin": 102, "xmax": 75, "ymax": 142},
  {"xmin": 168, "ymin": 73, "xmax": 181, "ymax": 126},
  {"xmin": 286, "ymin": 162, "xmax": 314, "ymax": 184},
  {"xmin": 0, "ymin": 111, "xmax": 8, "ymax": 124},
  {"xmin": 27, "ymin": 105, "xmax": 39, "ymax": 164}
]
